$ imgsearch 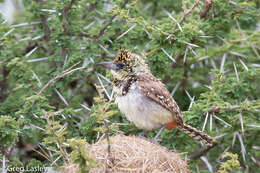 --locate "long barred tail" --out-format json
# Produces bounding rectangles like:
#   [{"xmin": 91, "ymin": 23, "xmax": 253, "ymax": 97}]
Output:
[{"xmin": 179, "ymin": 123, "xmax": 216, "ymax": 146}]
